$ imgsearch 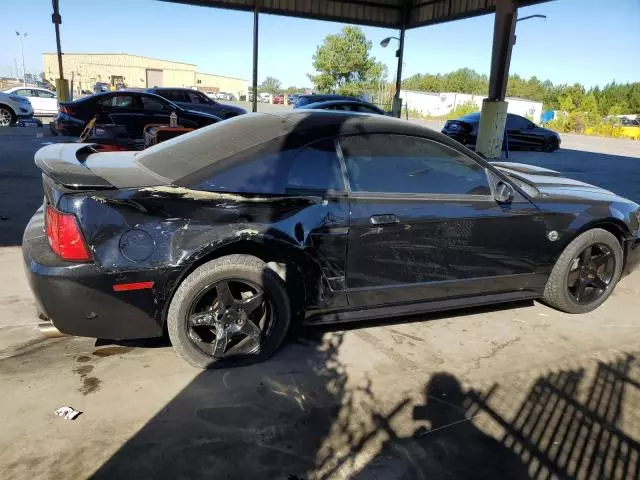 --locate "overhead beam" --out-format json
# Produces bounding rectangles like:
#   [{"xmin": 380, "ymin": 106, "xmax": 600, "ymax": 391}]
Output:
[{"xmin": 161, "ymin": 0, "xmax": 550, "ymax": 30}]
